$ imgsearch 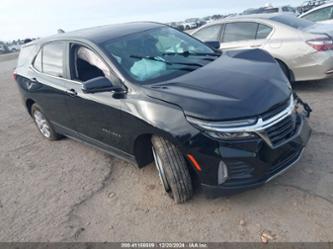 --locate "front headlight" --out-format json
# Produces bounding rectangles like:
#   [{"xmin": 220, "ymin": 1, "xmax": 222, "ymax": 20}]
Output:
[{"xmin": 186, "ymin": 116, "xmax": 258, "ymax": 140}]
